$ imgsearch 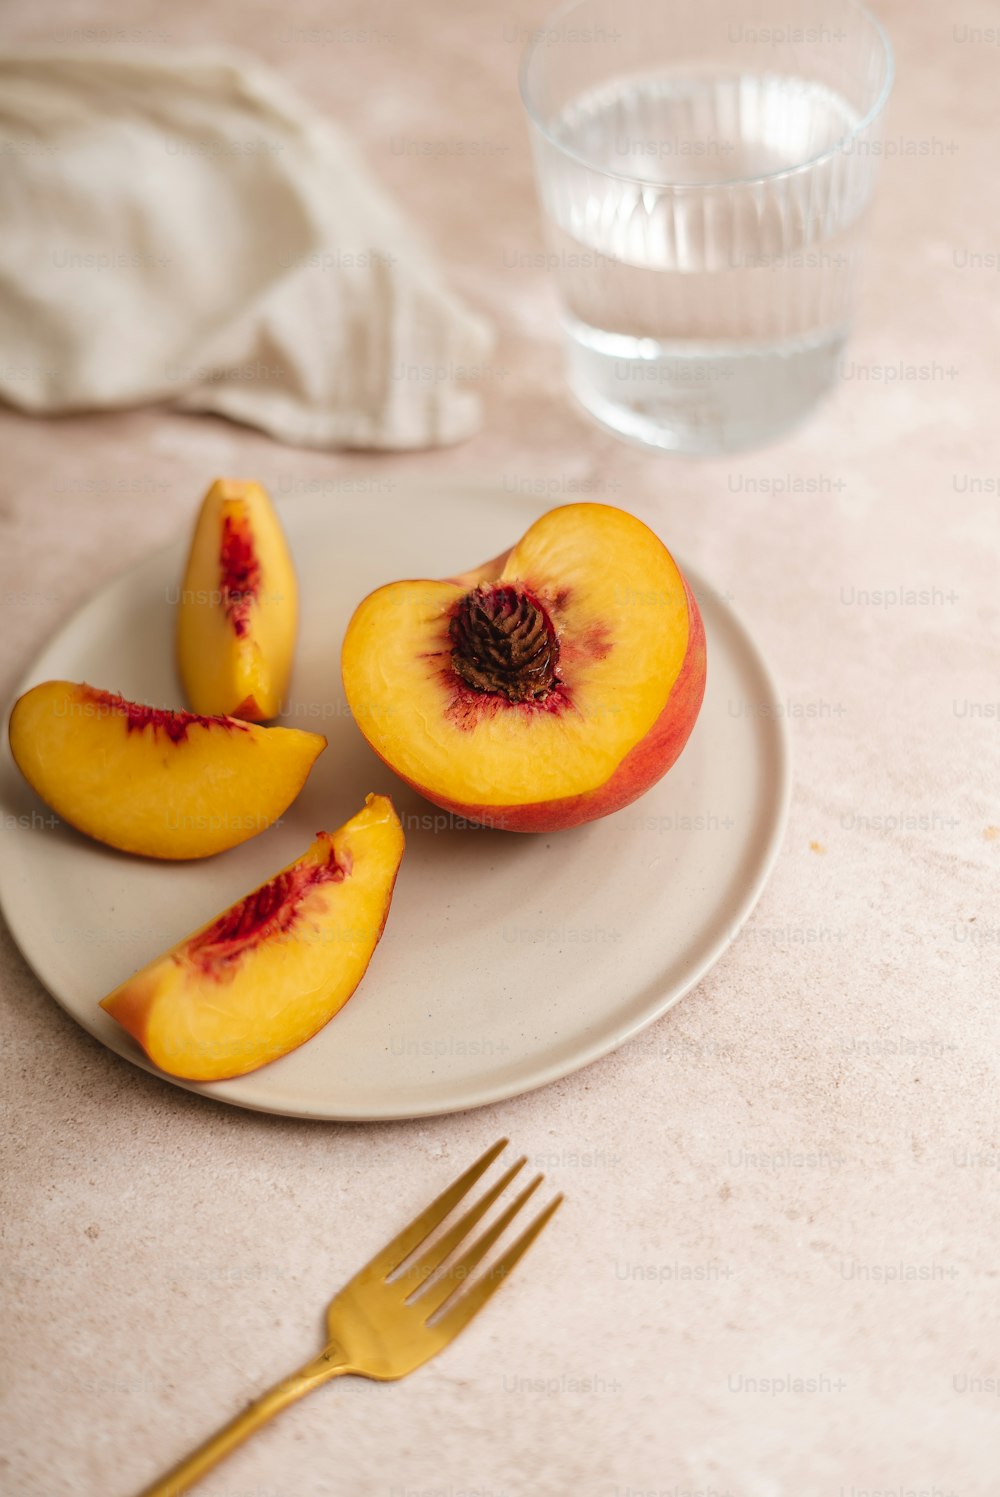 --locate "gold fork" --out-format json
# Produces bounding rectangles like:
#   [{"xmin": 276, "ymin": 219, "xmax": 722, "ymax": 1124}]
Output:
[{"xmin": 138, "ymin": 1139, "xmax": 561, "ymax": 1497}]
